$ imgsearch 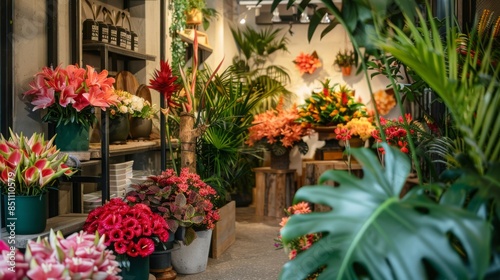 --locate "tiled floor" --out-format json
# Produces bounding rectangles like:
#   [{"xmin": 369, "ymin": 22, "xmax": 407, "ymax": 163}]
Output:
[{"xmin": 175, "ymin": 207, "xmax": 289, "ymax": 280}]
